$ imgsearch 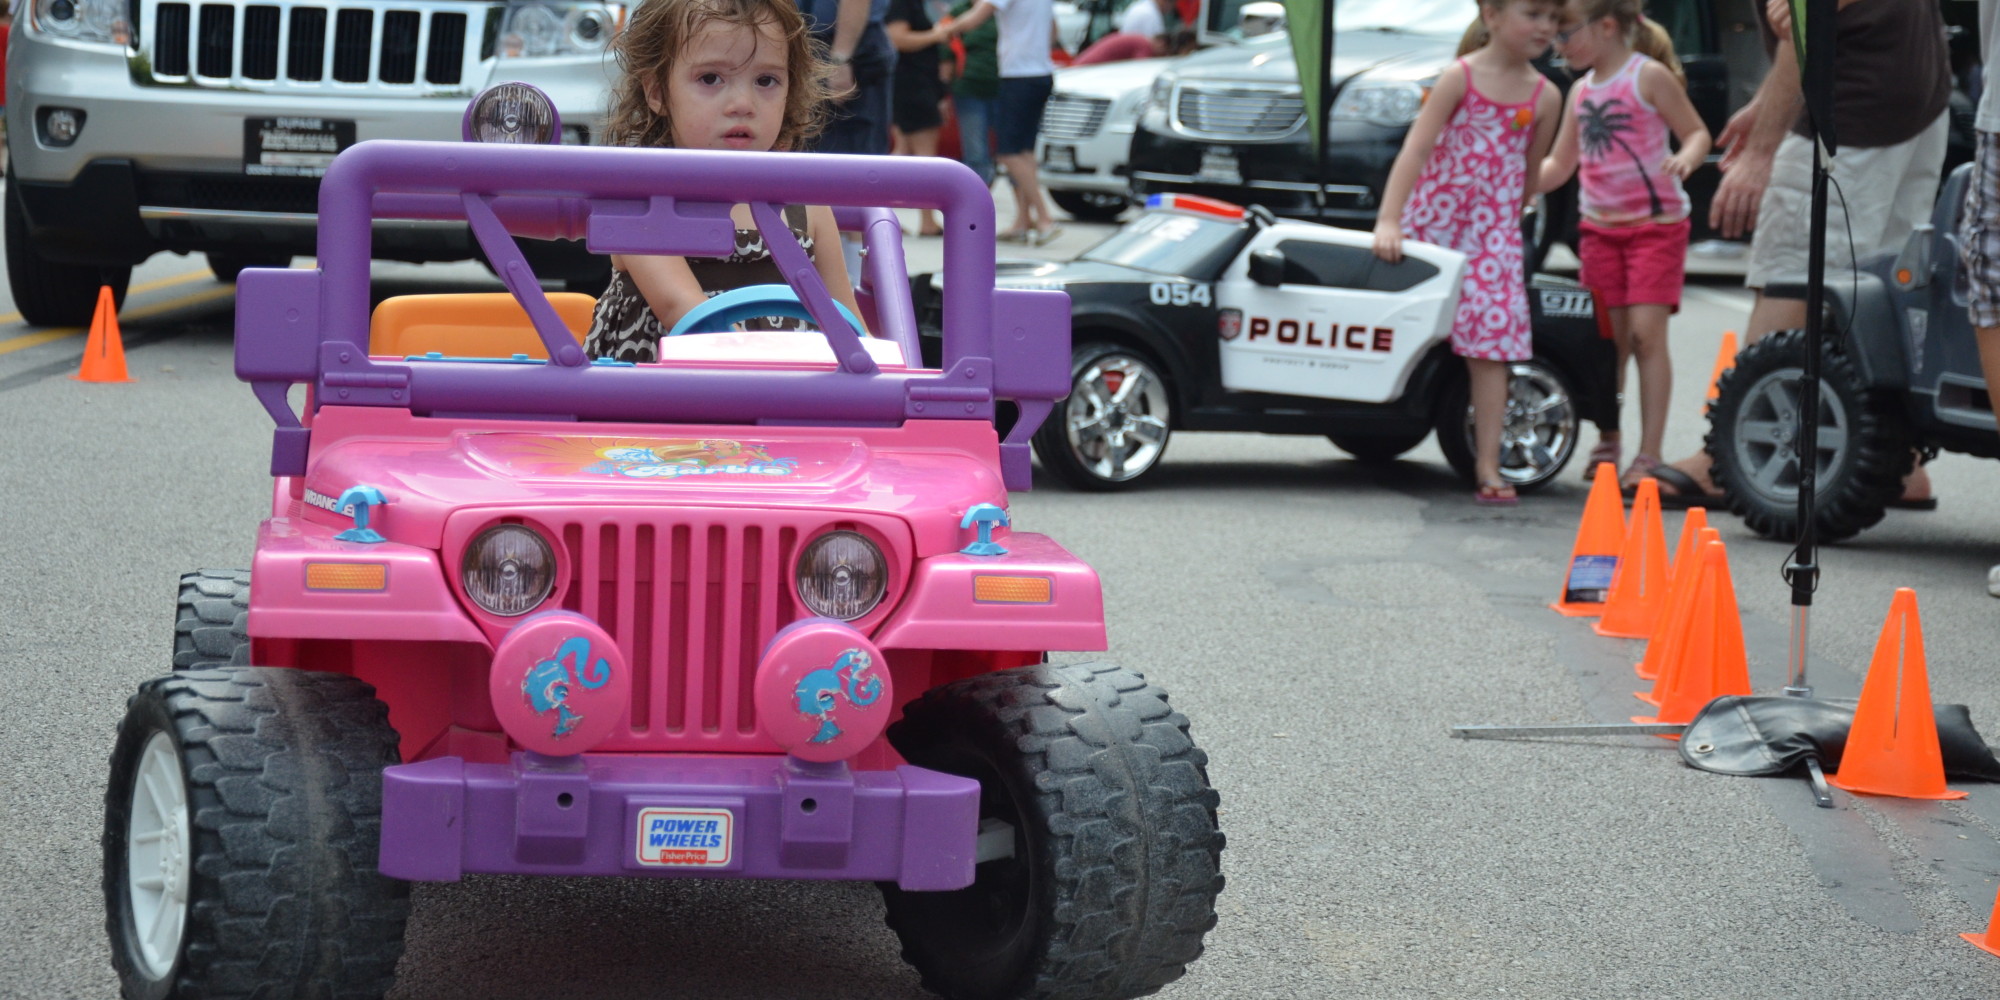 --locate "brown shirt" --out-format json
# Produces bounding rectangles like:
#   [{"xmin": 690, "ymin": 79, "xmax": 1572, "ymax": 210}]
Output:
[{"xmin": 1767, "ymin": 0, "xmax": 1951, "ymax": 148}]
